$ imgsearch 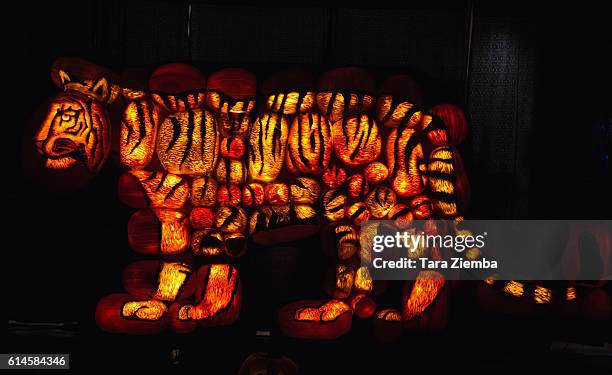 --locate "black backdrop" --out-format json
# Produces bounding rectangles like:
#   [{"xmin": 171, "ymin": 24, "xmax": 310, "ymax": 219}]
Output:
[{"xmin": 3, "ymin": 1, "xmax": 612, "ymax": 373}]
